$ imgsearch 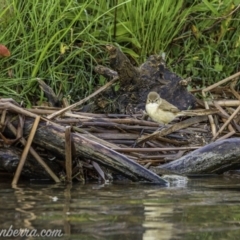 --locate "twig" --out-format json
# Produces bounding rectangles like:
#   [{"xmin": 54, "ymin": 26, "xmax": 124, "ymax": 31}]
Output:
[
  {"xmin": 37, "ymin": 78, "xmax": 60, "ymax": 107},
  {"xmin": 113, "ymin": 146, "xmax": 199, "ymax": 152},
  {"xmin": 216, "ymin": 131, "xmax": 235, "ymax": 142},
  {"xmin": 65, "ymin": 126, "xmax": 72, "ymax": 182},
  {"xmin": 0, "ymin": 102, "xmax": 38, "ymax": 118},
  {"xmin": 12, "ymin": 116, "xmax": 41, "ymax": 185},
  {"xmin": 137, "ymin": 116, "xmax": 207, "ymax": 144},
  {"xmin": 7, "ymin": 122, "xmax": 60, "ymax": 183},
  {"xmin": 214, "ymin": 101, "xmax": 235, "ymax": 132},
  {"xmin": 230, "ymin": 80, "xmax": 240, "ymax": 100},
  {"xmin": 203, "ymin": 71, "xmax": 240, "ymax": 92},
  {"xmin": 91, "ymin": 161, "xmax": 106, "ymax": 181},
  {"xmin": 212, "ymin": 104, "xmax": 240, "ymax": 141},
  {"xmin": 208, "ymin": 100, "xmax": 240, "ymax": 107},
  {"xmin": 47, "ymin": 76, "xmax": 119, "ymax": 120},
  {"xmin": 202, "ymin": 91, "xmax": 216, "ymax": 136},
  {"xmin": 0, "ymin": 109, "xmax": 7, "ymax": 131},
  {"xmin": 202, "ymin": 72, "xmax": 240, "ymax": 136}
]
